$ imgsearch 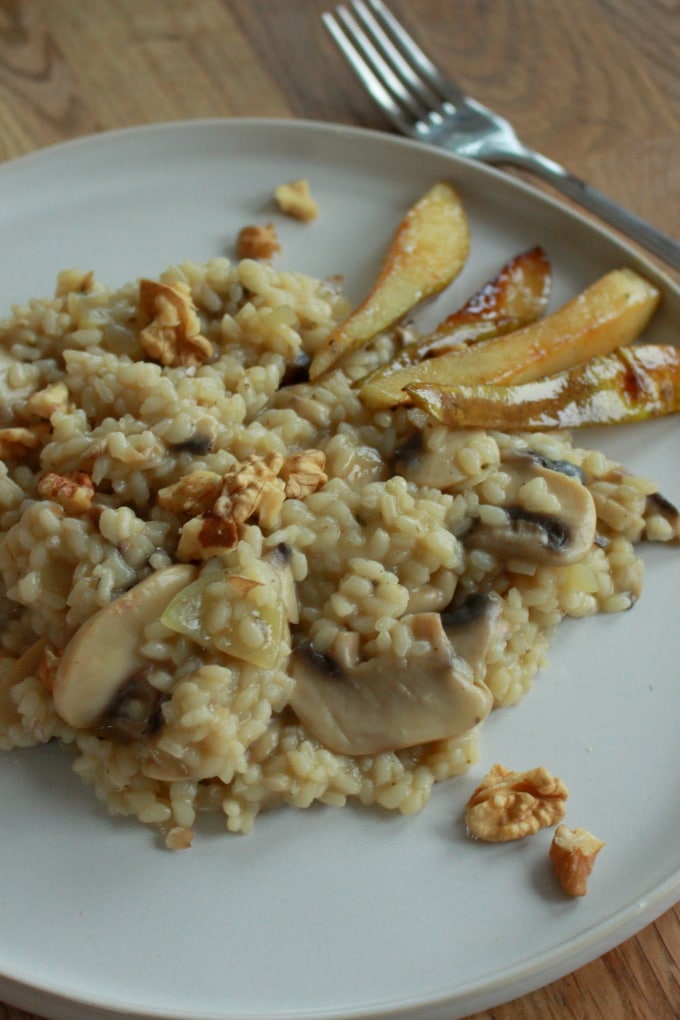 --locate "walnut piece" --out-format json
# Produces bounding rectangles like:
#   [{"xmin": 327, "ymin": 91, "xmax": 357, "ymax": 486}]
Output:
[
  {"xmin": 274, "ymin": 179, "xmax": 319, "ymax": 222},
  {"xmin": 37, "ymin": 471, "xmax": 95, "ymax": 515},
  {"xmin": 157, "ymin": 470, "xmax": 222, "ymax": 516},
  {"xmin": 549, "ymin": 824, "xmax": 605, "ymax": 896},
  {"xmin": 280, "ymin": 449, "xmax": 327, "ymax": 499},
  {"xmin": 236, "ymin": 223, "xmax": 281, "ymax": 260},
  {"xmin": 173, "ymin": 449, "xmax": 326, "ymax": 561},
  {"xmin": 214, "ymin": 452, "xmax": 286, "ymax": 529},
  {"xmin": 0, "ymin": 424, "xmax": 50, "ymax": 460},
  {"xmin": 465, "ymin": 763, "xmax": 568, "ymax": 842},
  {"xmin": 26, "ymin": 381, "xmax": 70, "ymax": 419},
  {"xmin": 138, "ymin": 279, "xmax": 213, "ymax": 368}
]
